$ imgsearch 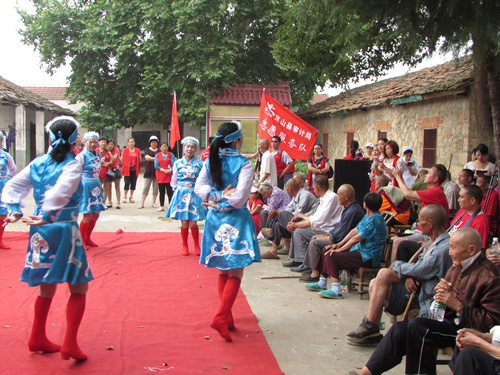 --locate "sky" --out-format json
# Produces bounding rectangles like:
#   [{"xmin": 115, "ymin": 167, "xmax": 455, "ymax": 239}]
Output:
[{"xmin": 1, "ymin": 0, "xmax": 454, "ymax": 95}]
